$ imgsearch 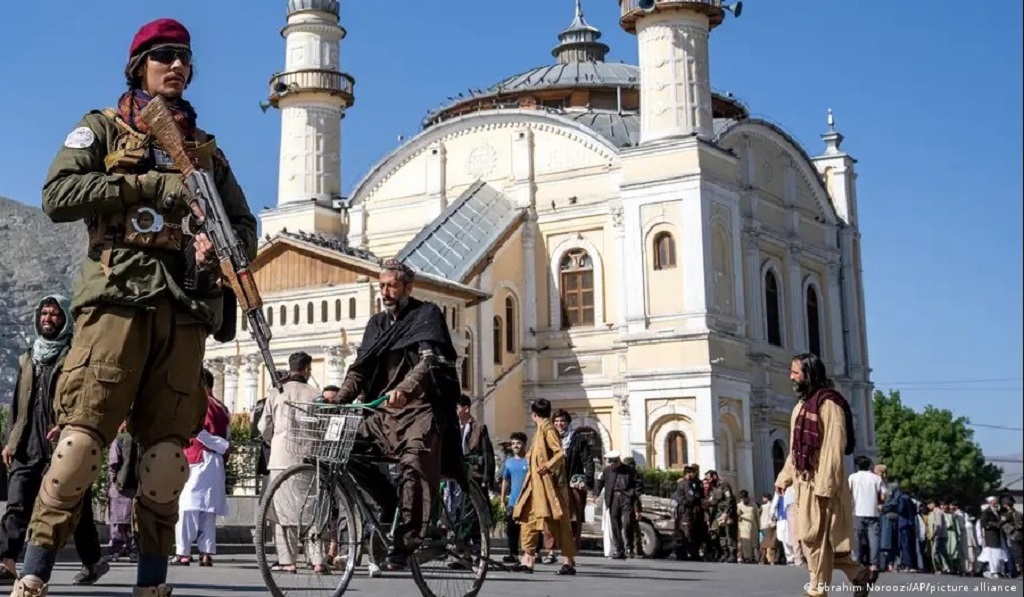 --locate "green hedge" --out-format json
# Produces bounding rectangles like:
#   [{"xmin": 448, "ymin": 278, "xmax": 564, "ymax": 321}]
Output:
[{"xmin": 639, "ymin": 468, "xmax": 686, "ymax": 498}]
